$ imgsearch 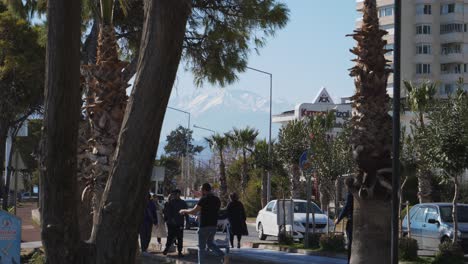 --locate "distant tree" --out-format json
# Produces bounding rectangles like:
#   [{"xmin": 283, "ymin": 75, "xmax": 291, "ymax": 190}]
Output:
[
  {"xmin": 227, "ymin": 127, "xmax": 259, "ymax": 193},
  {"xmin": 277, "ymin": 120, "xmax": 308, "ymax": 199},
  {"xmin": 253, "ymin": 139, "xmax": 270, "ymax": 207},
  {"xmin": 165, "ymin": 125, "xmax": 204, "ymax": 158},
  {"xmin": 424, "ymin": 89, "xmax": 468, "ymax": 244},
  {"xmin": 155, "ymin": 156, "xmax": 181, "ymax": 196},
  {"xmin": 404, "ymin": 80, "xmax": 437, "ymax": 203},
  {"xmin": 205, "ymin": 133, "xmax": 229, "ymax": 205},
  {"xmin": 0, "ymin": 8, "xmax": 44, "ymax": 206}
]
